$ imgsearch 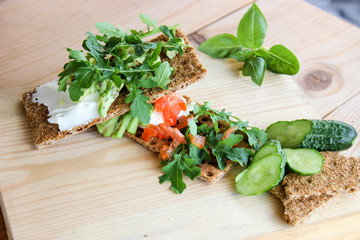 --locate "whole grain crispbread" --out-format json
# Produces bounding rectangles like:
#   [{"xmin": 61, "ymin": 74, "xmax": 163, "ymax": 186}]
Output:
[
  {"xmin": 23, "ymin": 29, "xmax": 207, "ymax": 149},
  {"xmin": 124, "ymin": 96, "xmax": 252, "ymax": 184},
  {"xmin": 269, "ymin": 152, "xmax": 360, "ymax": 225}
]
